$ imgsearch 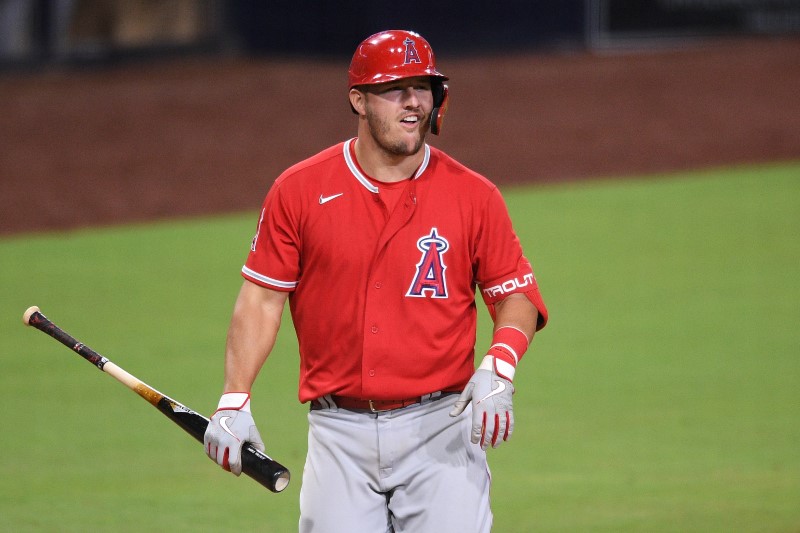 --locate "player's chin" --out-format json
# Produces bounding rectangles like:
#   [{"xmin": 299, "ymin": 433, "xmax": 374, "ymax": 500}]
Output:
[
  {"xmin": 399, "ymin": 136, "xmax": 425, "ymax": 156},
  {"xmin": 380, "ymin": 126, "xmax": 426, "ymax": 156},
  {"xmin": 399, "ymin": 125, "xmax": 427, "ymax": 148}
]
